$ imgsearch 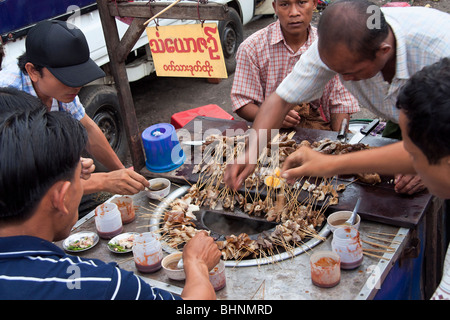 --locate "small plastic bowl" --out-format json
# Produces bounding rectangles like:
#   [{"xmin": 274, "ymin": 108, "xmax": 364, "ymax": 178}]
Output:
[
  {"xmin": 327, "ymin": 210, "xmax": 361, "ymax": 232},
  {"xmin": 146, "ymin": 178, "xmax": 171, "ymax": 200},
  {"xmin": 162, "ymin": 252, "xmax": 185, "ymax": 281},
  {"xmin": 310, "ymin": 250, "xmax": 341, "ymax": 288}
]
